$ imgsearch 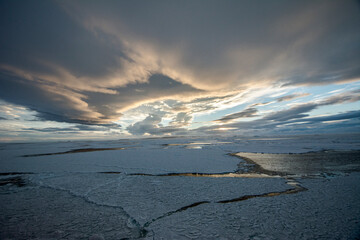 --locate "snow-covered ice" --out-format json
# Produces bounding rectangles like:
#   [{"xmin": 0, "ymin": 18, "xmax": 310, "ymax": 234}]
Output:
[
  {"xmin": 30, "ymin": 173, "xmax": 290, "ymax": 226},
  {"xmin": 148, "ymin": 173, "xmax": 360, "ymax": 239},
  {"xmin": 0, "ymin": 139, "xmax": 239, "ymax": 174},
  {"xmin": 0, "ymin": 134, "xmax": 360, "ymax": 239}
]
